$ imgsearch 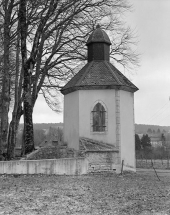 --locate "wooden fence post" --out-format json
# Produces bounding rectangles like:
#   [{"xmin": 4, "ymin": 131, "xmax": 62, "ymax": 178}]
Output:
[{"xmin": 121, "ymin": 160, "xmax": 124, "ymax": 175}]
